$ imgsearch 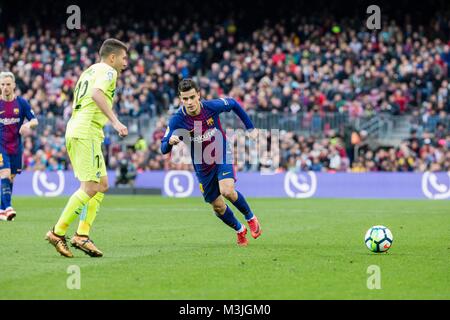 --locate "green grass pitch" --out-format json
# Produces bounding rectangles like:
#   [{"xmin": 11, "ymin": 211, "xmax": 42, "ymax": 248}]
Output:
[{"xmin": 0, "ymin": 196, "xmax": 449, "ymax": 299}]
